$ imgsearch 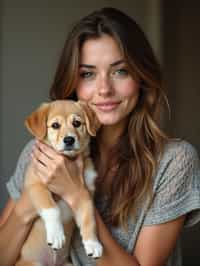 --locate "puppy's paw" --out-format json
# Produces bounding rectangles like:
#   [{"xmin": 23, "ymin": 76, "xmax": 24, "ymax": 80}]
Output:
[
  {"xmin": 83, "ymin": 239, "xmax": 103, "ymax": 258},
  {"xmin": 46, "ymin": 222, "xmax": 66, "ymax": 249},
  {"xmin": 40, "ymin": 207, "xmax": 66, "ymax": 249}
]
